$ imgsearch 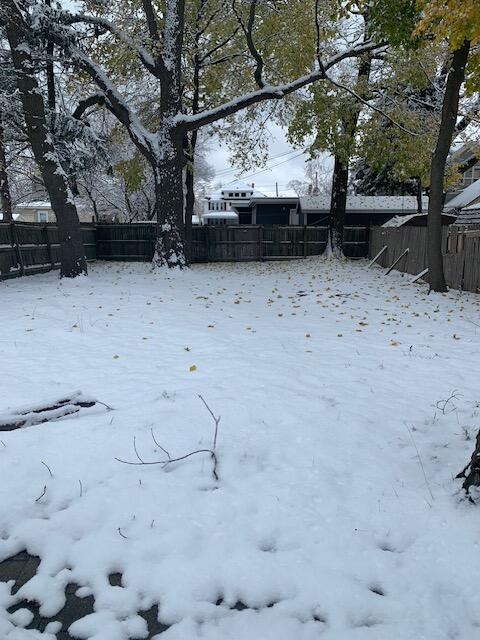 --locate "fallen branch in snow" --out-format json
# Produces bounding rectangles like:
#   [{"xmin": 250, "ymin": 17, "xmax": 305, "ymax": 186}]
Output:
[
  {"xmin": 0, "ymin": 392, "xmax": 112, "ymax": 431},
  {"xmin": 116, "ymin": 396, "xmax": 220, "ymax": 480},
  {"xmin": 436, "ymin": 390, "xmax": 461, "ymax": 415}
]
